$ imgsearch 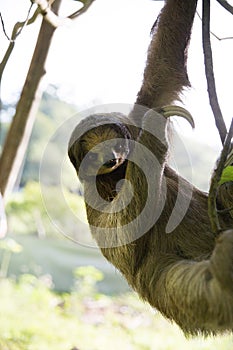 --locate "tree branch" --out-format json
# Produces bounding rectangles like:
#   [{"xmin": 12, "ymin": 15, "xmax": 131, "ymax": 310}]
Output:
[
  {"xmin": 68, "ymin": 0, "xmax": 96, "ymax": 19},
  {"xmin": 0, "ymin": 0, "xmax": 95, "ymax": 93},
  {"xmin": 202, "ymin": 0, "xmax": 227, "ymax": 145},
  {"xmin": 0, "ymin": 7, "xmax": 40, "ymax": 91},
  {"xmin": 196, "ymin": 10, "xmax": 233, "ymax": 41},
  {"xmin": 0, "ymin": 13, "xmax": 11, "ymax": 41},
  {"xmin": 32, "ymin": 0, "xmax": 96, "ymax": 27},
  {"xmin": 32, "ymin": 0, "xmax": 71, "ymax": 27},
  {"xmin": 208, "ymin": 118, "xmax": 233, "ymax": 234},
  {"xmin": 0, "ymin": 0, "xmax": 62, "ymax": 198},
  {"xmin": 216, "ymin": 0, "xmax": 233, "ymax": 15}
]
